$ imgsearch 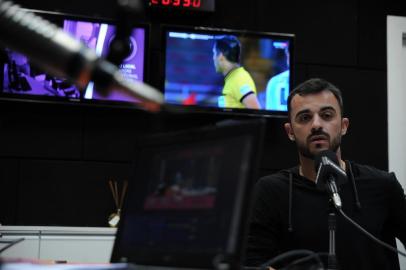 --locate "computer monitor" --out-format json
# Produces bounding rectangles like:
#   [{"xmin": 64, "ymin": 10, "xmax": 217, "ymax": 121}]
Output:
[
  {"xmin": 111, "ymin": 119, "xmax": 265, "ymax": 269},
  {"xmin": 162, "ymin": 25, "xmax": 294, "ymax": 117},
  {"xmin": 0, "ymin": 10, "xmax": 148, "ymax": 106}
]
